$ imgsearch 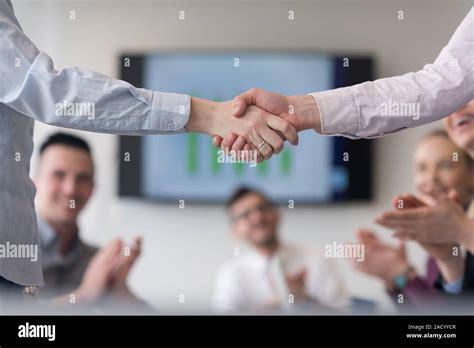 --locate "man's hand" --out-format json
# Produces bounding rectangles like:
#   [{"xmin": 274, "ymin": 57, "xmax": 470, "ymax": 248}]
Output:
[
  {"xmin": 233, "ymin": 89, "xmax": 305, "ymax": 131},
  {"xmin": 73, "ymin": 239, "xmax": 123, "ymax": 304},
  {"xmin": 375, "ymin": 191, "xmax": 473, "ymax": 253},
  {"xmin": 186, "ymin": 97, "xmax": 299, "ymax": 160},
  {"xmin": 110, "ymin": 236, "xmax": 142, "ymax": 297},
  {"xmin": 68, "ymin": 237, "xmax": 143, "ymax": 305},
  {"xmin": 286, "ymin": 269, "xmax": 308, "ymax": 302},
  {"xmin": 377, "ymin": 193, "xmax": 467, "ymax": 283},
  {"xmin": 353, "ymin": 229, "xmax": 411, "ymax": 287},
  {"xmin": 212, "ymin": 88, "xmax": 321, "ymax": 154}
]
